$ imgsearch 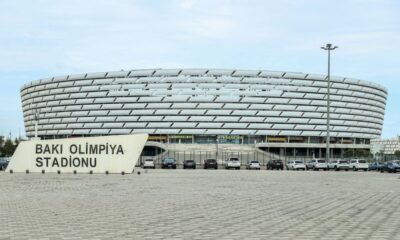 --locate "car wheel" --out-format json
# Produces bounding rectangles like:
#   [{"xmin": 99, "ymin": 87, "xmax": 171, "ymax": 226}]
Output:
[{"xmin": 364, "ymin": 169, "xmax": 367, "ymax": 172}]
